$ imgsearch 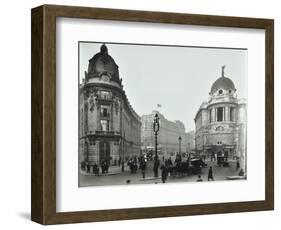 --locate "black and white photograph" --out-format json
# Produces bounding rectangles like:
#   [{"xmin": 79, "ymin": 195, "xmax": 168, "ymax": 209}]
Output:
[{"xmin": 78, "ymin": 42, "xmax": 247, "ymax": 187}]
